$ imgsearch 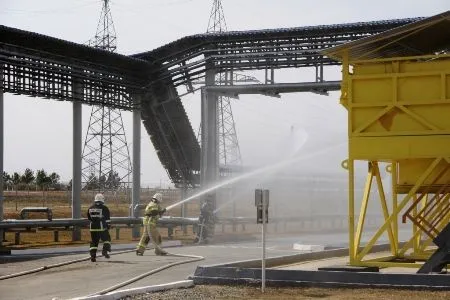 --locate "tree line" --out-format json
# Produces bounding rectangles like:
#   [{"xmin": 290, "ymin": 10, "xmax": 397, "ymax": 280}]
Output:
[
  {"xmin": 84, "ymin": 171, "xmax": 122, "ymax": 190},
  {"xmin": 2, "ymin": 168, "xmax": 64, "ymax": 191}
]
